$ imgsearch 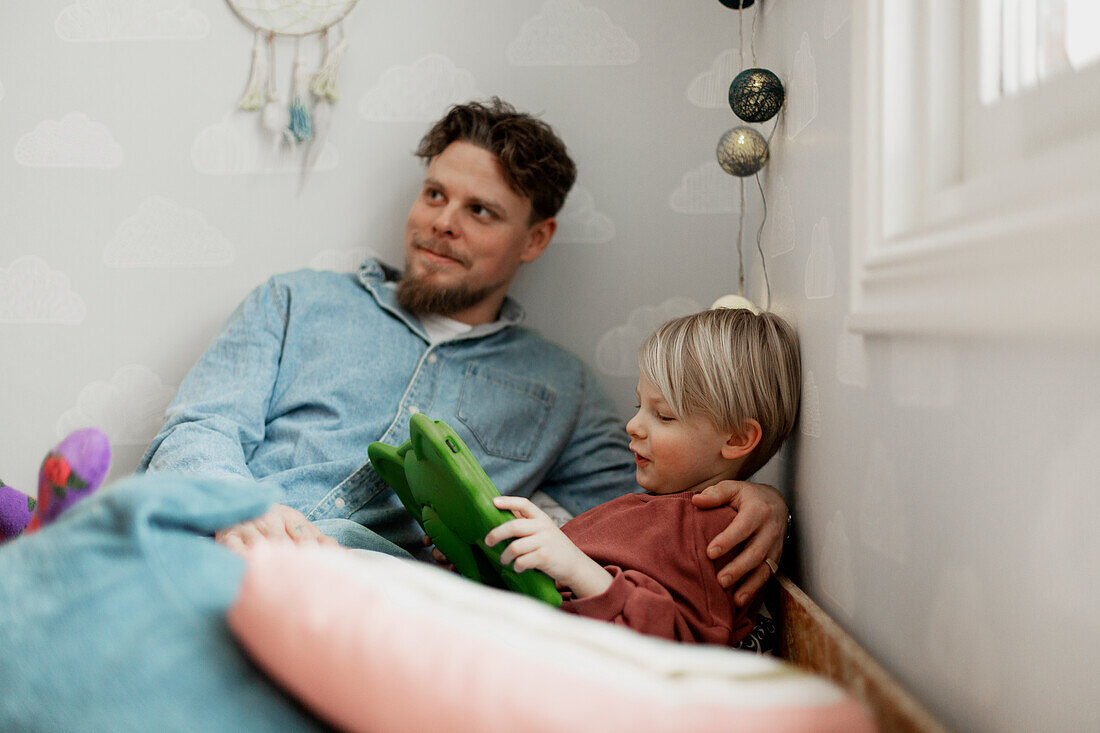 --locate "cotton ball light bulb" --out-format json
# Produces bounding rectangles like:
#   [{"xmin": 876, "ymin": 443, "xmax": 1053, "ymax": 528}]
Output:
[
  {"xmin": 716, "ymin": 126, "xmax": 769, "ymax": 177},
  {"xmin": 711, "ymin": 294, "xmax": 762, "ymax": 313},
  {"xmin": 729, "ymin": 68, "xmax": 785, "ymax": 123}
]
